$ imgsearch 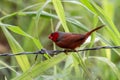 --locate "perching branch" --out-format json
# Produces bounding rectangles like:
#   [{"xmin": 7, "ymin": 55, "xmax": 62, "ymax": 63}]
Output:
[{"xmin": 0, "ymin": 46, "xmax": 120, "ymax": 56}]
